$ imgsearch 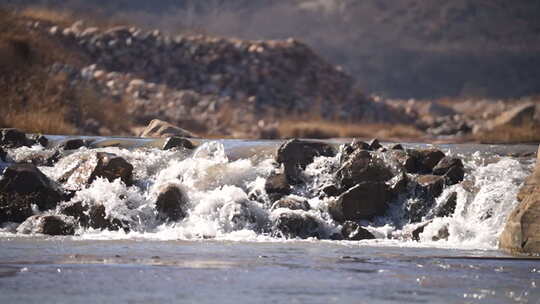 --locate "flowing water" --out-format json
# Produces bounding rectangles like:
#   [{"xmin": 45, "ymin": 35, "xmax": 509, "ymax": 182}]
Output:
[{"xmin": 0, "ymin": 137, "xmax": 539, "ymax": 303}]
